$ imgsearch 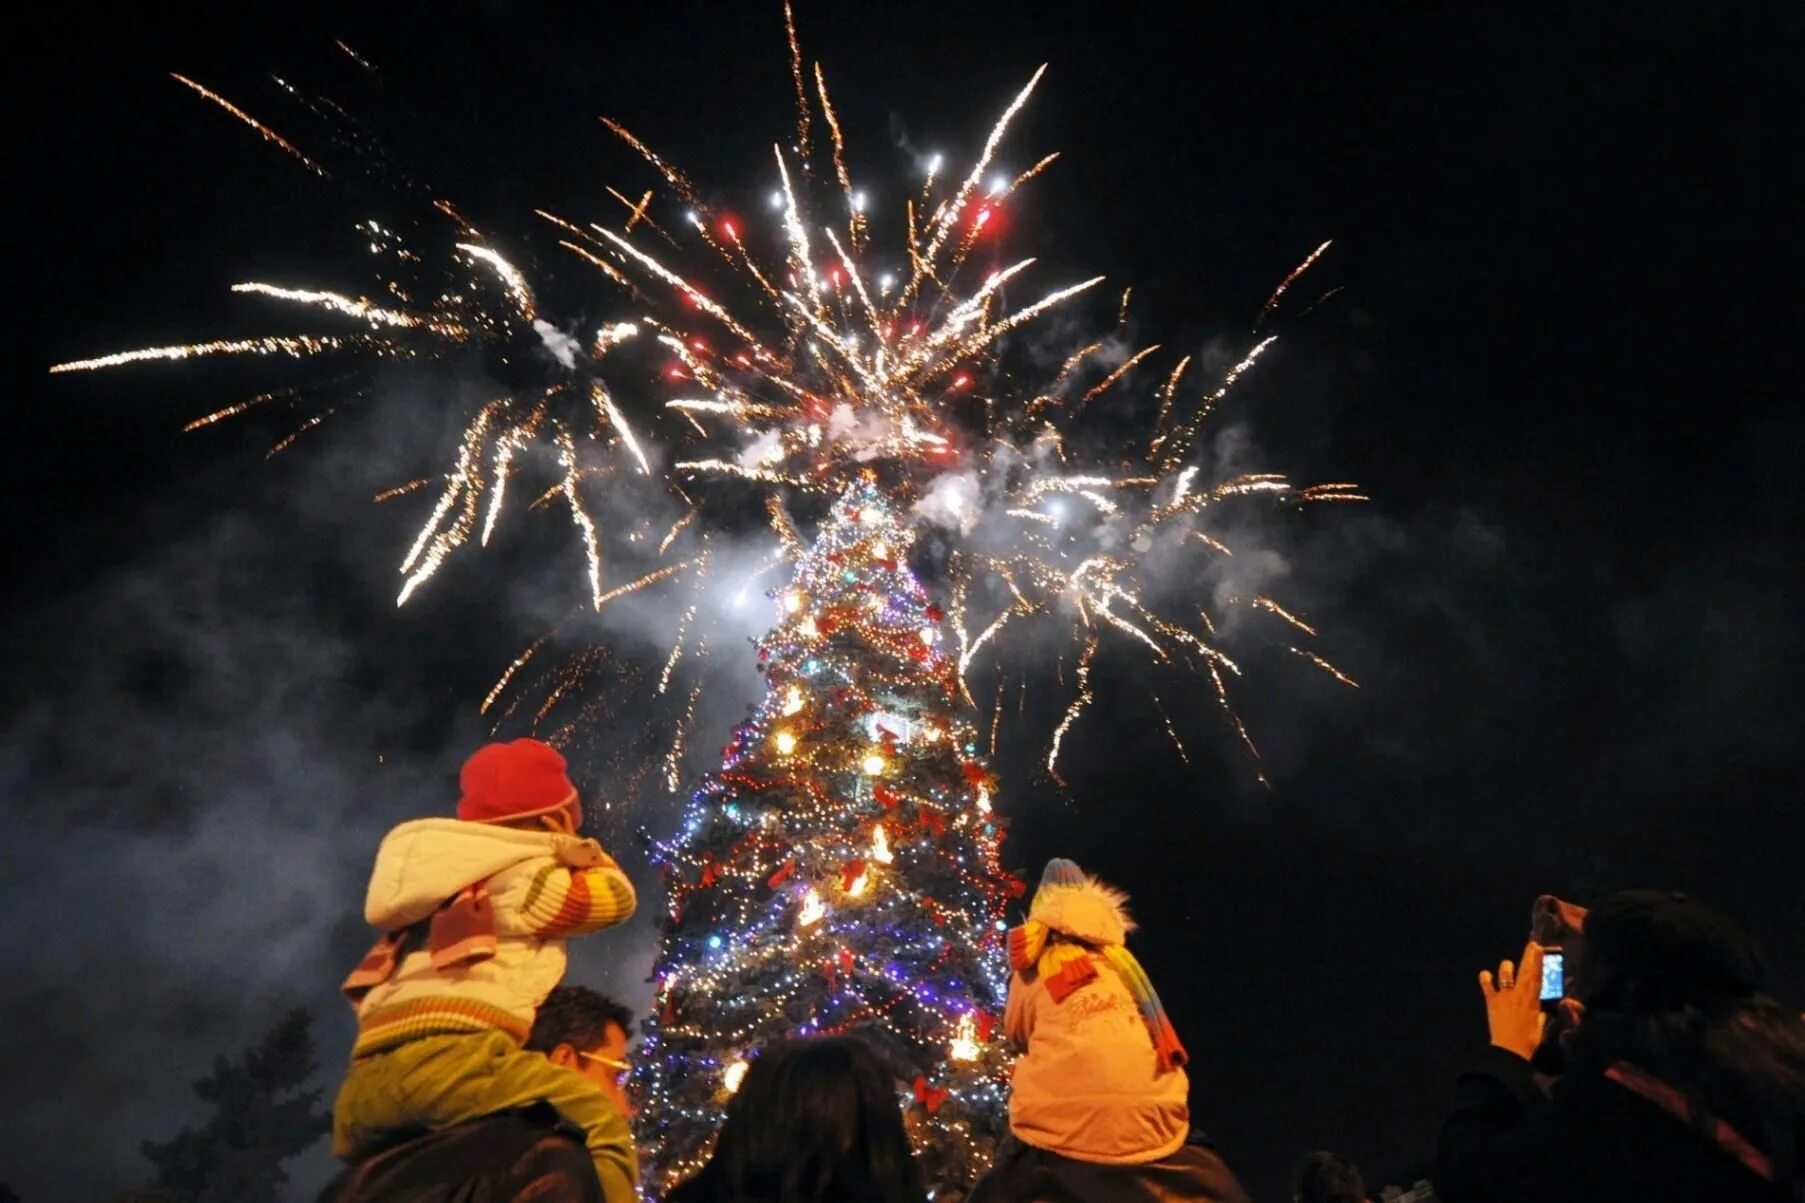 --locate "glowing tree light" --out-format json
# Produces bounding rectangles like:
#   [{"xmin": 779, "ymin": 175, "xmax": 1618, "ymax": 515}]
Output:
[{"xmin": 639, "ymin": 479, "xmax": 1020, "ymax": 1198}]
